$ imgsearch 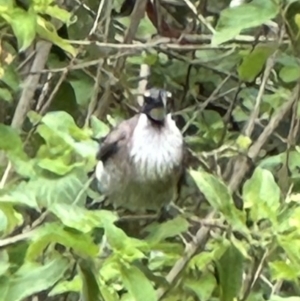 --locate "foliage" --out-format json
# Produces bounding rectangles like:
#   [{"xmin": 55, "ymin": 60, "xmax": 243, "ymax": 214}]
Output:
[{"xmin": 1, "ymin": 0, "xmax": 300, "ymax": 301}]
